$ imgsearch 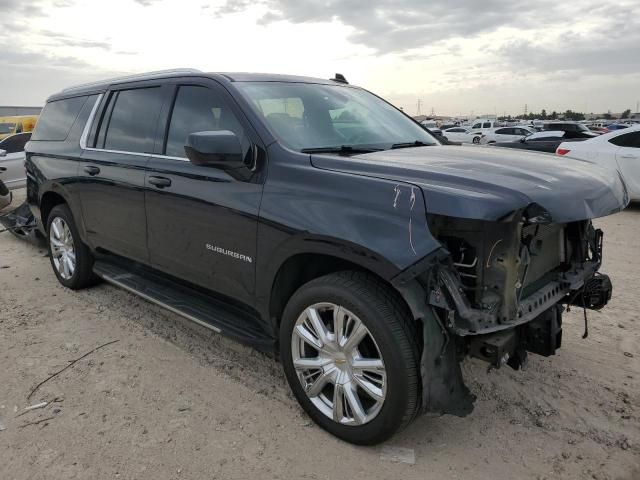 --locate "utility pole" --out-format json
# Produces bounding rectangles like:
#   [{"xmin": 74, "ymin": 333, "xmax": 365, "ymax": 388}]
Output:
[
  {"xmin": 417, "ymin": 99, "xmax": 422, "ymax": 116},
  {"xmin": 524, "ymin": 104, "xmax": 528, "ymax": 117}
]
